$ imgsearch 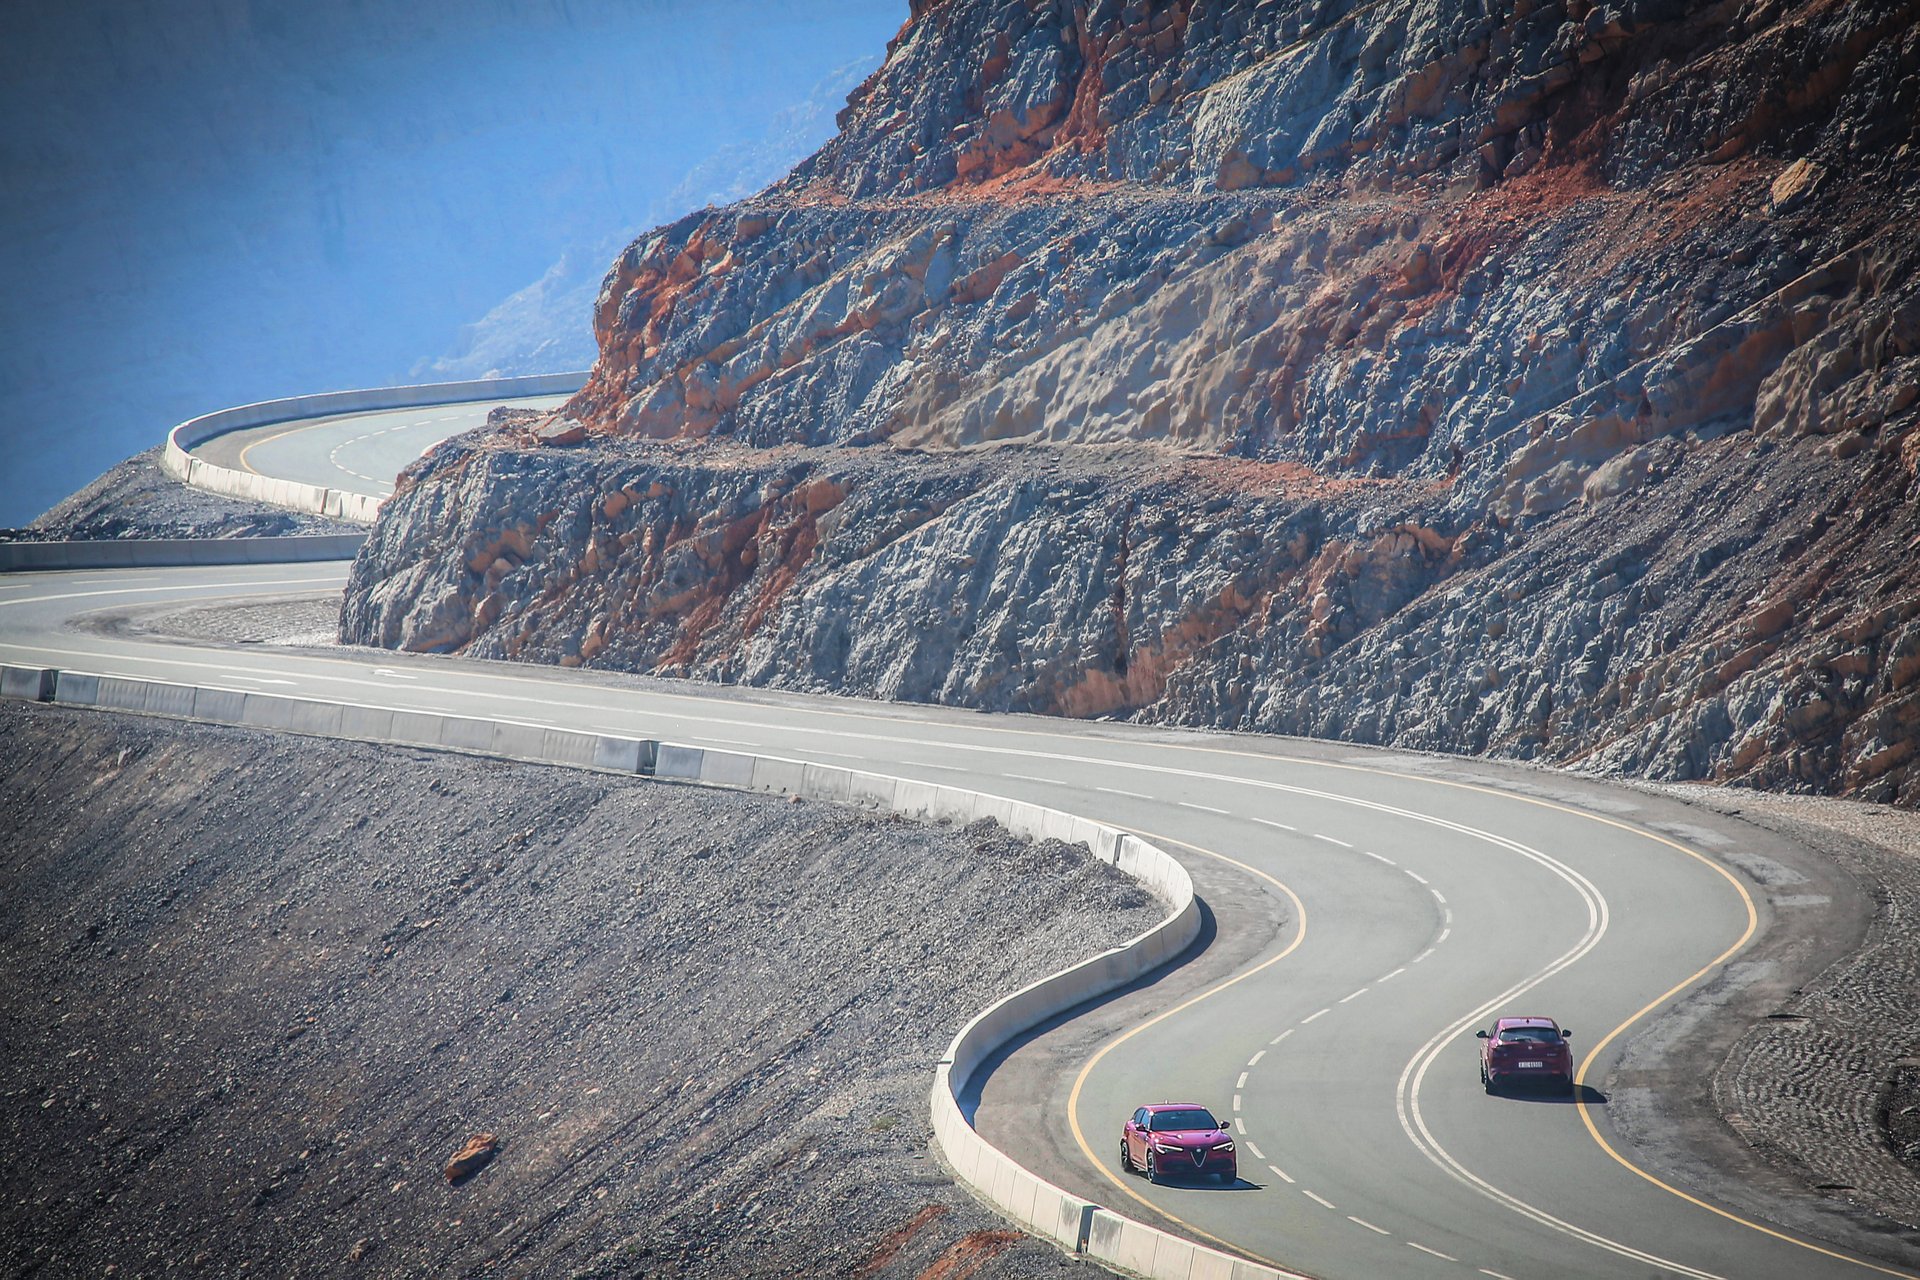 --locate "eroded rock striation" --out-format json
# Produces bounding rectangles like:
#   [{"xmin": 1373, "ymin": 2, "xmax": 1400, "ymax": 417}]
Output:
[{"xmin": 345, "ymin": 0, "xmax": 1920, "ymax": 803}]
